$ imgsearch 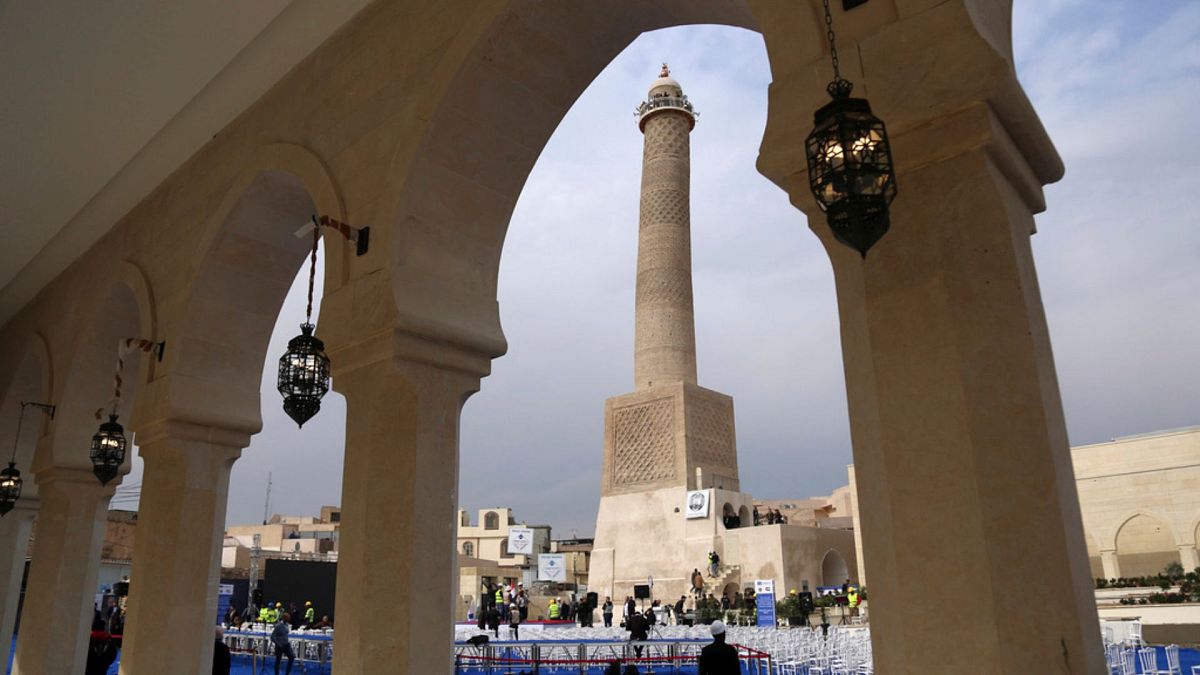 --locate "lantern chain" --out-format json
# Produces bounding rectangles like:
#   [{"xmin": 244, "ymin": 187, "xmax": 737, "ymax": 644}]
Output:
[
  {"xmin": 822, "ymin": 0, "xmax": 841, "ymax": 82},
  {"xmin": 305, "ymin": 222, "xmax": 319, "ymax": 325}
]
